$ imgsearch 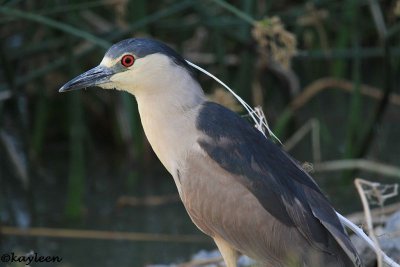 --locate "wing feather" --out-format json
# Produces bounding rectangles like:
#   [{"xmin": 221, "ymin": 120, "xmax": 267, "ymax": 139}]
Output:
[{"xmin": 195, "ymin": 102, "xmax": 362, "ymax": 266}]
